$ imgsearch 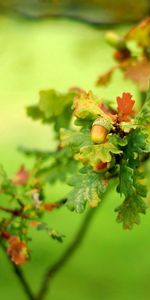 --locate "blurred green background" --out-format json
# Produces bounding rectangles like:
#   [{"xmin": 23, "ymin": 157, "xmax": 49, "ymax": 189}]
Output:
[{"xmin": 0, "ymin": 15, "xmax": 150, "ymax": 300}]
